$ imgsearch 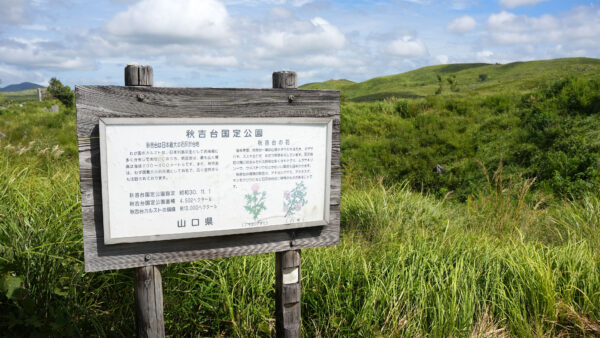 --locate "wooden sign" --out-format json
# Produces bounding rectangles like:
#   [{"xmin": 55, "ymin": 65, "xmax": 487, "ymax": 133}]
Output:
[
  {"xmin": 99, "ymin": 117, "xmax": 332, "ymax": 244},
  {"xmin": 76, "ymin": 85, "xmax": 340, "ymax": 272}
]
